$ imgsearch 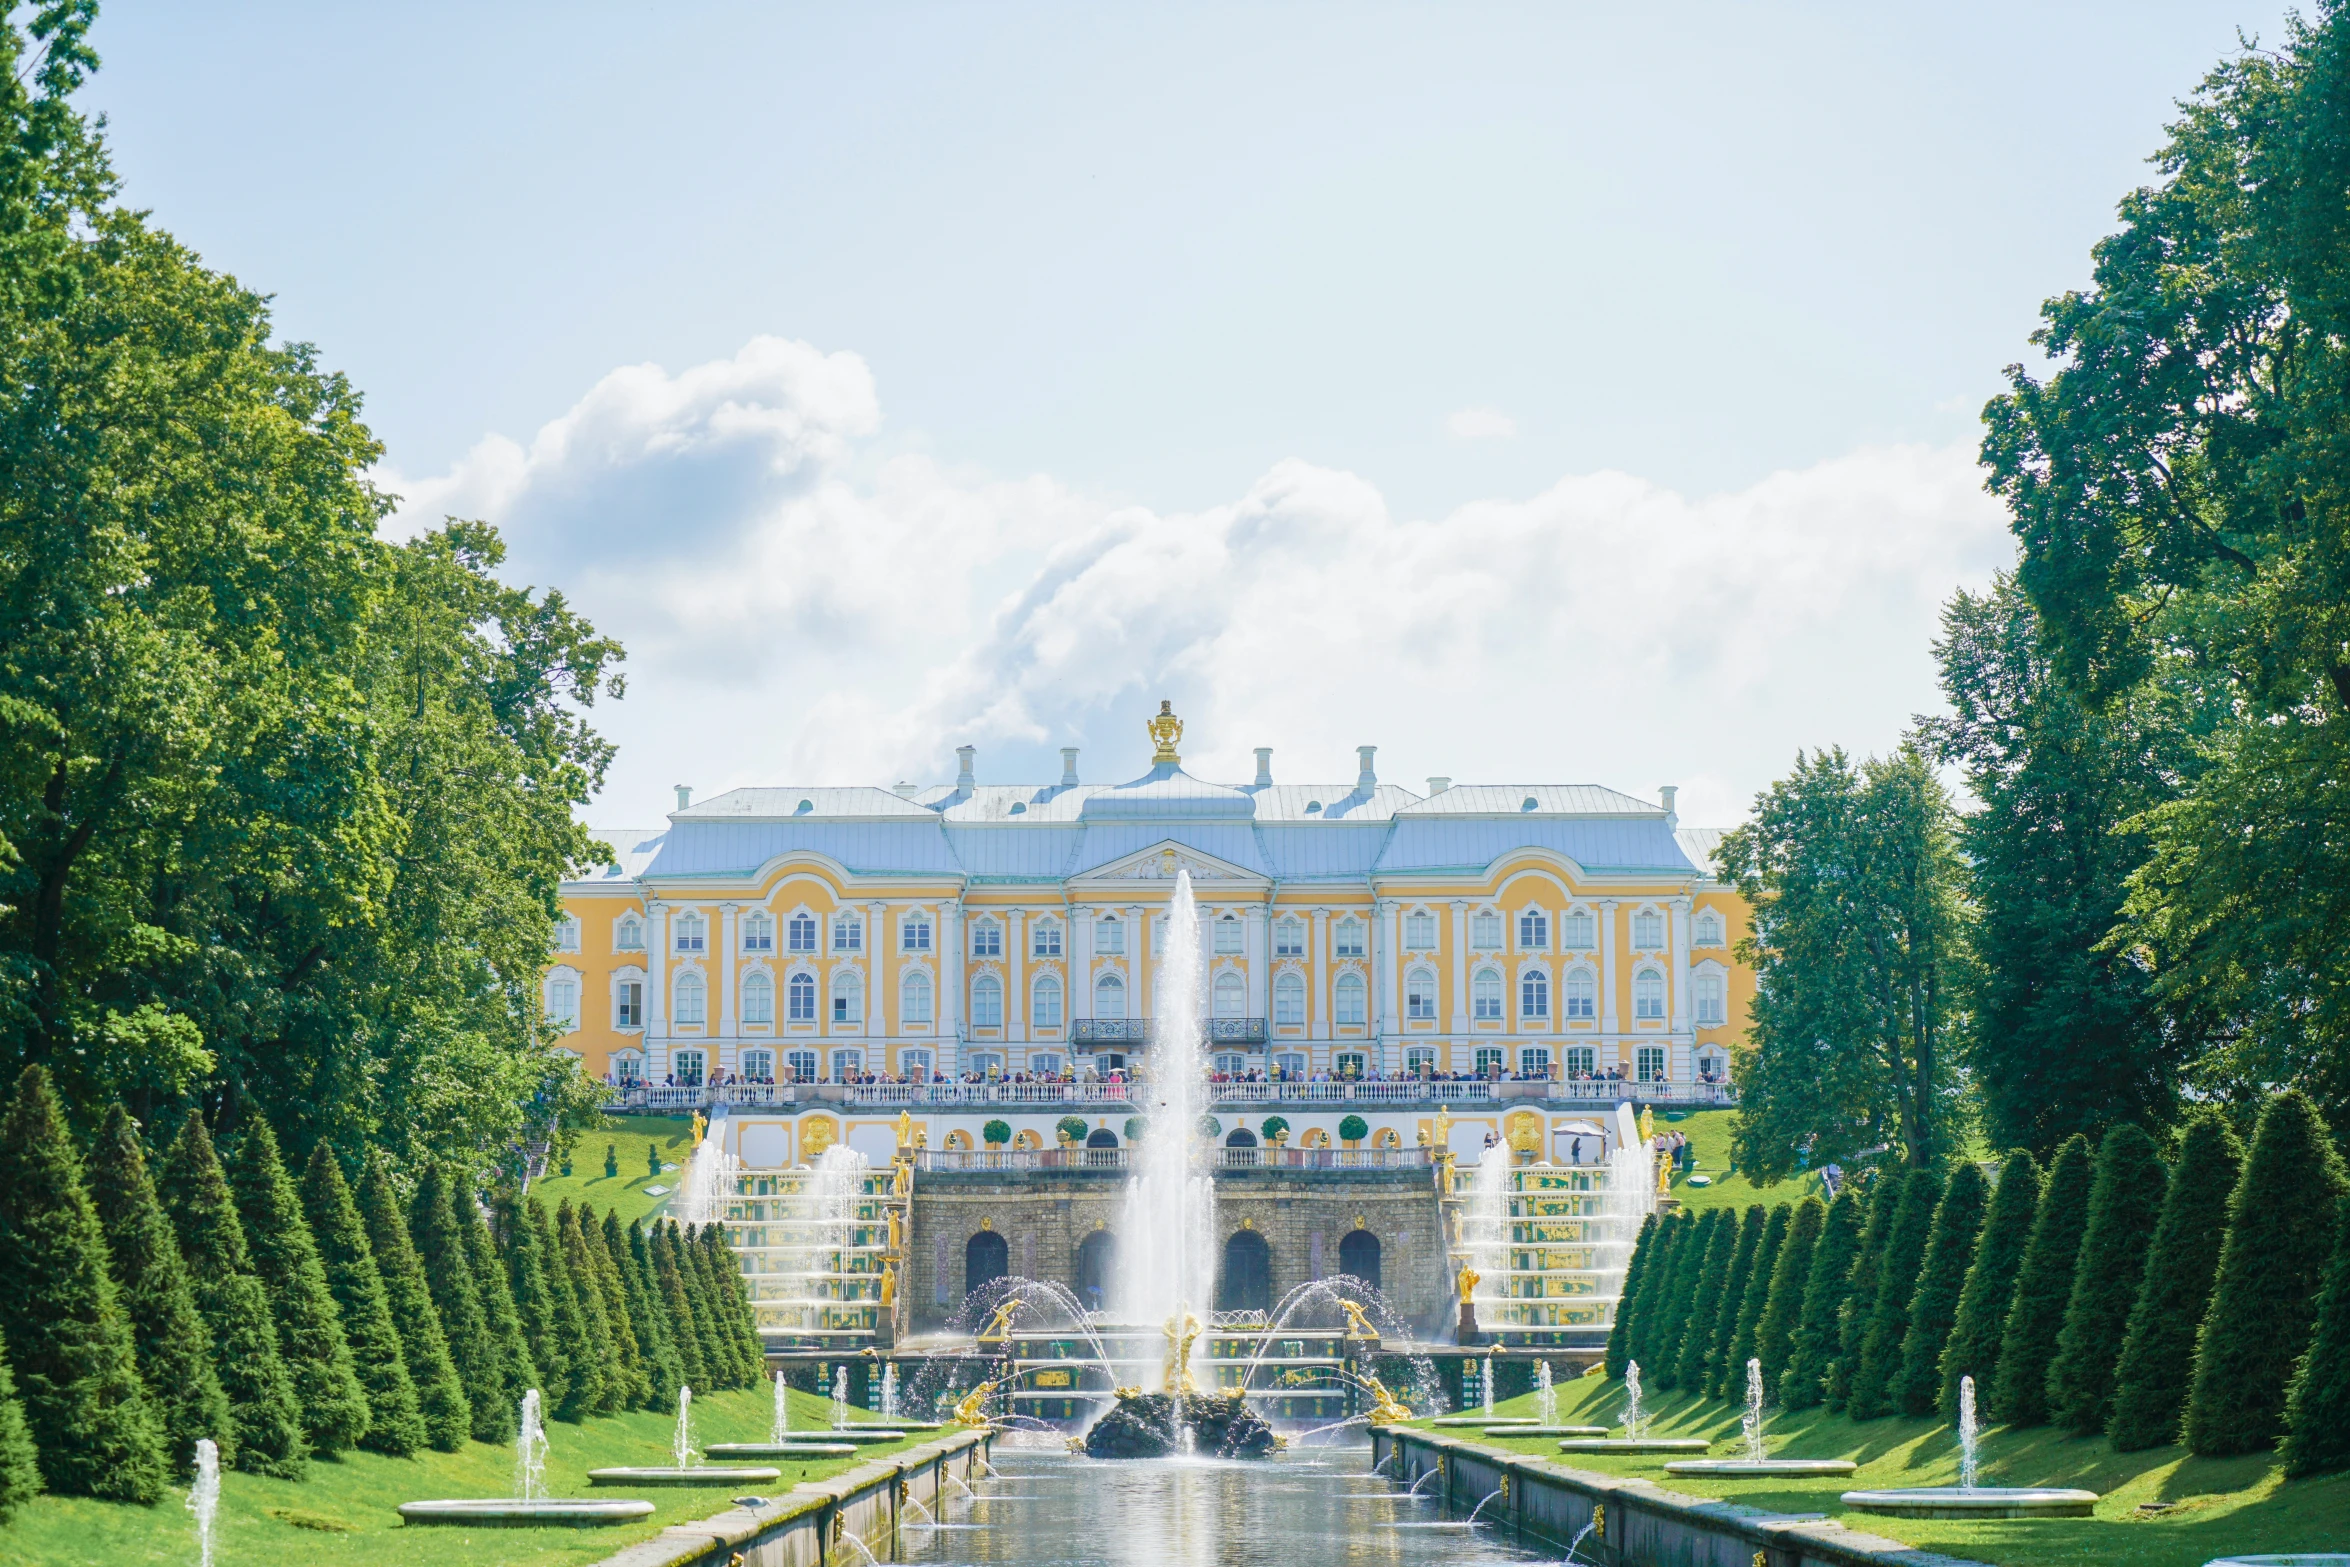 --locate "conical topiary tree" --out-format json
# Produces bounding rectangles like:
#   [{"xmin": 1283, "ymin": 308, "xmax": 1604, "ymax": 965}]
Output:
[
  {"xmin": 701, "ymin": 1222, "xmax": 765, "ymax": 1381},
  {"xmin": 1756, "ymin": 1197, "xmax": 1824, "ymax": 1397},
  {"xmin": 461, "ymin": 1189, "xmax": 536, "ymax": 1428},
  {"xmin": 1664, "ymin": 1210, "xmax": 1732, "ymax": 1390},
  {"xmin": 1782, "ymin": 1186, "xmax": 1865, "ymax": 1409},
  {"xmin": 611, "ymin": 1211, "xmax": 680, "ymax": 1410},
  {"xmin": 1653, "ymin": 1209, "xmax": 1720, "ymax": 1386},
  {"xmin": 678, "ymin": 1222, "xmax": 738, "ymax": 1388},
  {"xmin": 626, "ymin": 1217, "xmax": 688, "ymax": 1404},
  {"xmin": 539, "ymin": 1200, "xmax": 609, "ymax": 1417},
  {"xmin": 2281, "ymin": 1195, "xmax": 2350, "ymax": 1479},
  {"xmin": 1940, "ymin": 1150, "xmax": 2040, "ymax": 1415},
  {"xmin": 87, "ymin": 1104, "xmax": 233, "ymax": 1477},
  {"xmin": 159, "ymin": 1115, "xmax": 307, "ymax": 1477},
  {"xmin": 1627, "ymin": 1213, "xmax": 1687, "ymax": 1373},
  {"xmin": 554, "ymin": 1201, "xmax": 622, "ymax": 1413},
  {"xmin": 1721, "ymin": 1204, "xmax": 1791, "ymax": 1400},
  {"xmin": 1697, "ymin": 1207, "xmax": 1765, "ymax": 1398},
  {"xmin": 575, "ymin": 1205, "xmax": 649, "ymax": 1412},
  {"xmin": 0, "ymin": 1067, "xmax": 169, "ymax": 1502},
  {"xmin": 1992, "ymin": 1133, "xmax": 2094, "ymax": 1427},
  {"xmin": 652, "ymin": 1221, "xmax": 709, "ymax": 1390},
  {"xmin": 227, "ymin": 1116, "xmax": 368, "ymax": 1453},
  {"xmin": 409, "ymin": 1166, "xmax": 510, "ymax": 1443},
  {"xmin": 1605, "ymin": 1215, "xmax": 1659, "ymax": 1378},
  {"xmin": 1894, "ymin": 1162, "xmax": 1987, "ymax": 1416},
  {"xmin": 1829, "ymin": 1171, "xmax": 1906, "ymax": 1413},
  {"xmin": 2108, "ymin": 1112, "xmax": 2244, "ymax": 1450},
  {"xmin": 357, "ymin": 1158, "xmax": 468, "ymax": 1451},
  {"xmin": 499, "ymin": 1194, "xmax": 577, "ymax": 1417},
  {"xmin": 0, "ymin": 1320, "xmax": 43, "ymax": 1523},
  {"xmin": 300, "ymin": 1146, "xmax": 424, "ymax": 1456},
  {"xmin": 2185, "ymin": 1091, "xmax": 2350, "ymax": 1456},
  {"xmin": 1848, "ymin": 1168, "xmax": 1938, "ymax": 1420},
  {"xmin": 2048, "ymin": 1123, "xmax": 2169, "ymax": 1434}
]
